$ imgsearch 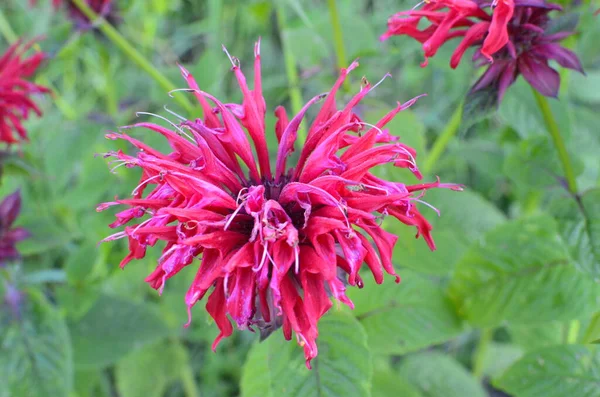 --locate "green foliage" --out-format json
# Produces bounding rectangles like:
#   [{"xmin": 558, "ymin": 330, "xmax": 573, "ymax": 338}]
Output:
[
  {"xmin": 1, "ymin": 0, "xmax": 599, "ymax": 396},
  {"xmin": 551, "ymin": 188, "xmax": 600, "ymax": 277},
  {"xmin": 398, "ymin": 352, "xmax": 487, "ymax": 397},
  {"xmin": 450, "ymin": 215, "xmax": 599, "ymax": 327},
  {"xmin": 350, "ymin": 270, "xmax": 463, "ymax": 355},
  {"xmin": 241, "ymin": 311, "xmax": 372, "ymax": 397},
  {"xmin": 495, "ymin": 345, "xmax": 600, "ymax": 397},
  {"xmin": 0, "ymin": 290, "xmax": 73, "ymax": 397},
  {"xmin": 371, "ymin": 359, "xmax": 423, "ymax": 397},
  {"xmin": 69, "ymin": 295, "xmax": 171, "ymax": 369}
]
